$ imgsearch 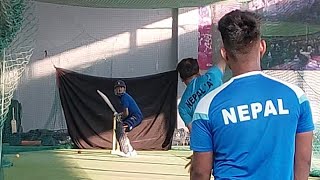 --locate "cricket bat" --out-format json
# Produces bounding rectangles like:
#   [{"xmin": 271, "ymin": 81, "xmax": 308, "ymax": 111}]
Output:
[
  {"xmin": 97, "ymin": 90, "xmax": 117, "ymax": 114},
  {"xmin": 97, "ymin": 90, "xmax": 120, "ymax": 154},
  {"xmin": 11, "ymin": 108, "xmax": 17, "ymax": 134}
]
